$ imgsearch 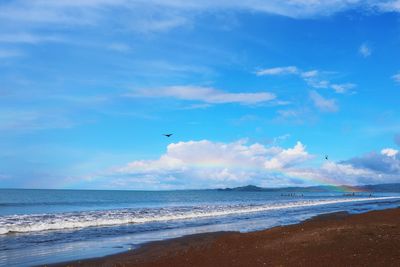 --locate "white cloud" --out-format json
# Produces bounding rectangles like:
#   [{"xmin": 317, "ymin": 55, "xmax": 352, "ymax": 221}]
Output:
[
  {"xmin": 272, "ymin": 133, "xmax": 291, "ymax": 144},
  {"xmin": 0, "ymin": 0, "xmax": 188, "ymax": 34},
  {"xmin": 287, "ymin": 146, "xmax": 400, "ymax": 185},
  {"xmin": 305, "ymin": 77, "xmax": 356, "ymax": 94},
  {"xmin": 308, "ymin": 79, "xmax": 330, "ymax": 89},
  {"xmin": 342, "ymin": 149, "xmax": 400, "ymax": 180},
  {"xmin": 301, "ymin": 70, "xmax": 319, "ymax": 78},
  {"xmin": 257, "ymin": 66, "xmax": 355, "ymax": 94},
  {"xmin": 264, "ymin": 141, "xmax": 312, "ymax": 170},
  {"xmin": 322, "ymin": 162, "xmax": 373, "ymax": 177},
  {"xmin": 106, "ymin": 139, "xmax": 313, "ymax": 188},
  {"xmin": 0, "ymin": 0, "xmax": 398, "ymax": 43},
  {"xmin": 86, "ymin": 140, "xmax": 400, "ymax": 189},
  {"xmin": 377, "ymin": 0, "xmax": 400, "ymax": 12},
  {"xmin": 128, "ymin": 85, "xmax": 276, "ymax": 105},
  {"xmin": 359, "ymin": 43, "xmax": 371, "ymax": 57},
  {"xmin": 309, "ymin": 91, "xmax": 338, "ymax": 112},
  {"xmin": 286, "ymin": 161, "xmax": 377, "ymax": 185},
  {"xmin": 330, "ymin": 83, "xmax": 356, "ymax": 94},
  {"xmin": 0, "ymin": 0, "xmax": 385, "ymax": 35},
  {"xmin": 392, "ymin": 72, "xmax": 400, "ymax": 83},
  {"xmin": 256, "ymin": 66, "xmax": 299, "ymax": 76},
  {"xmin": 381, "ymin": 148, "xmax": 398, "ymax": 157}
]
